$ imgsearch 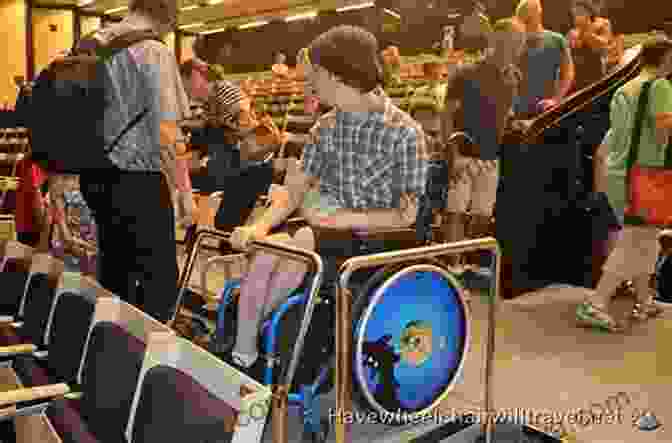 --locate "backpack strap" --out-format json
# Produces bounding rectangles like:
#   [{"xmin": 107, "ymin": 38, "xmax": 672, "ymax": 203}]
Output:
[{"xmin": 625, "ymin": 80, "xmax": 653, "ymax": 188}]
